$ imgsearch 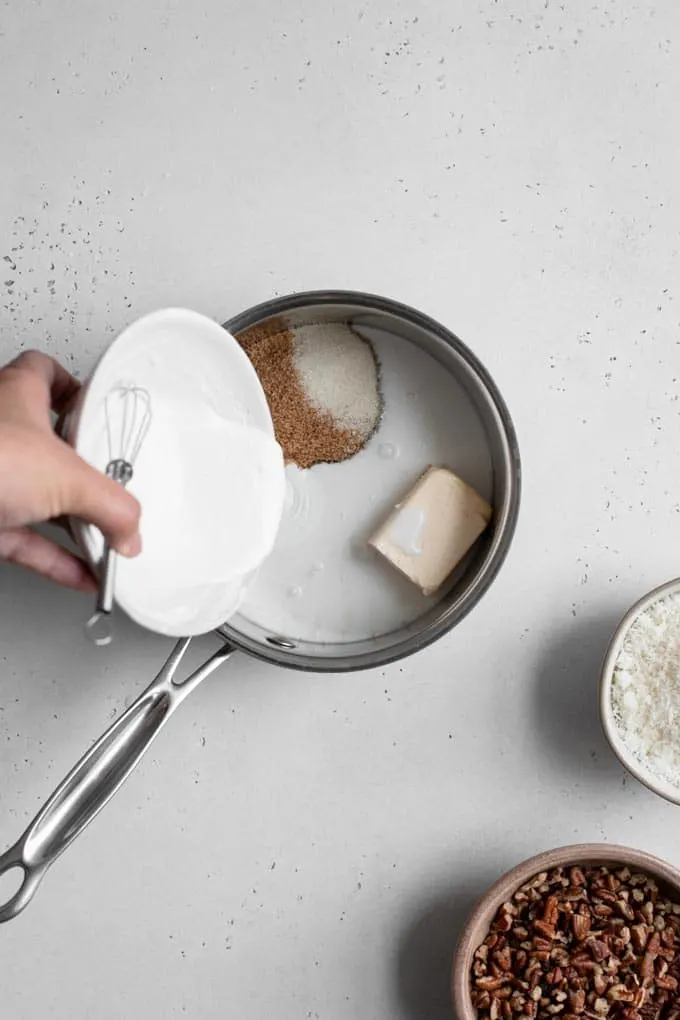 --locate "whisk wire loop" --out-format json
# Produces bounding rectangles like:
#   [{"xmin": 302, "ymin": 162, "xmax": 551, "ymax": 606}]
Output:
[{"xmin": 104, "ymin": 385, "xmax": 152, "ymax": 468}]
